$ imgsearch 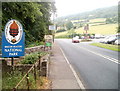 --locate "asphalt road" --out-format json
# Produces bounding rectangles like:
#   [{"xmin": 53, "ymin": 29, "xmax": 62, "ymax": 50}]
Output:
[{"xmin": 56, "ymin": 39, "xmax": 119, "ymax": 89}]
